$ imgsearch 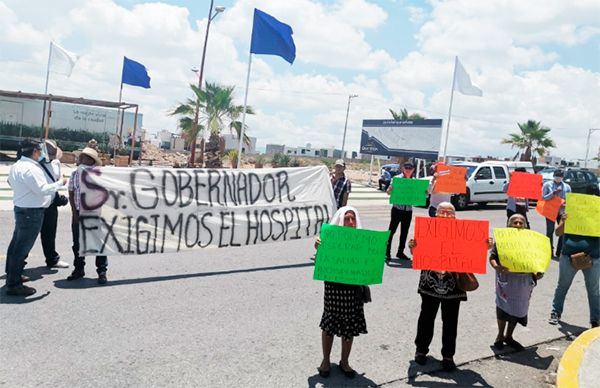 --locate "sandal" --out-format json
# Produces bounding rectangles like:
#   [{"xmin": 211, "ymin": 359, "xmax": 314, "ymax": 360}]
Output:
[
  {"xmin": 338, "ymin": 361, "xmax": 356, "ymax": 379},
  {"xmin": 317, "ymin": 367, "xmax": 330, "ymax": 378},
  {"xmin": 505, "ymin": 338, "xmax": 525, "ymax": 351}
]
